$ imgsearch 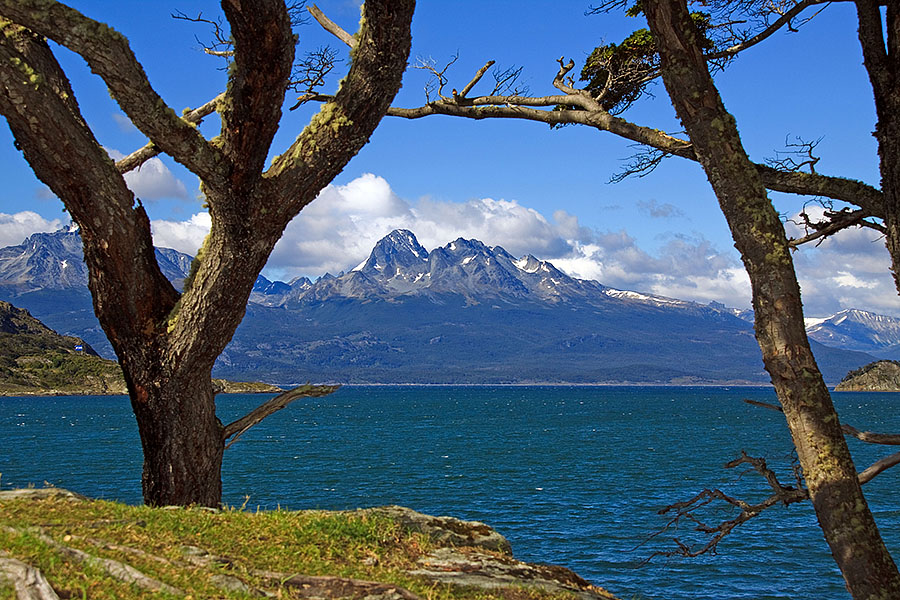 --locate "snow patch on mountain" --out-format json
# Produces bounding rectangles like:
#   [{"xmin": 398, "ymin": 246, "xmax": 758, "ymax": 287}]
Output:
[{"xmin": 806, "ymin": 309, "xmax": 900, "ymax": 356}]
